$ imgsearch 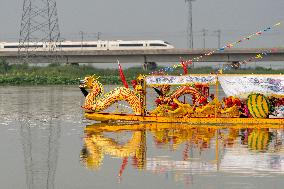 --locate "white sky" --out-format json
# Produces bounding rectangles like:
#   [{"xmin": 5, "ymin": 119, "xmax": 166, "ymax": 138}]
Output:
[{"xmin": 0, "ymin": 0, "xmax": 284, "ymax": 48}]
